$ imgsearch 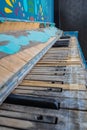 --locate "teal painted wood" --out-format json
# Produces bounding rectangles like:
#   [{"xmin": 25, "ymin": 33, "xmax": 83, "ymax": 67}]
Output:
[
  {"xmin": 0, "ymin": 36, "xmax": 61, "ymax": 105},
  {"xmin": 0, "ymin": 27, "xmax": 58, "ymax": 55}
]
